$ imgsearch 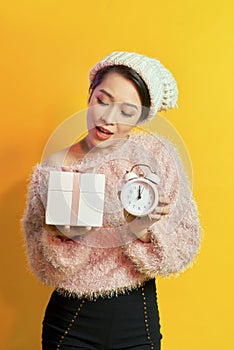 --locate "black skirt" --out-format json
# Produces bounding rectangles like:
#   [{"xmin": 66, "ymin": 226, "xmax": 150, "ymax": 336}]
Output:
[{"xmin": 42, "ymin": 279, "xmax": 162, "ymax": 350}]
